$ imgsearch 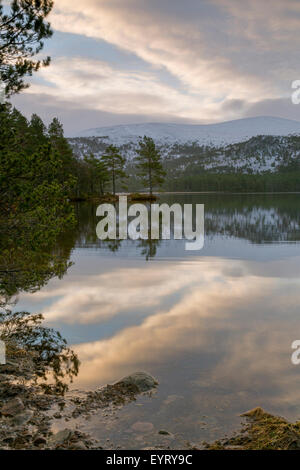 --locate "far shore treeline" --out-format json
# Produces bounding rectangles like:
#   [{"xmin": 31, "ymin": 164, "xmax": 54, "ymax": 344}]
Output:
[{"xmin": 3, "ymin": 104, "xmax": 300, "ymax": 201}]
